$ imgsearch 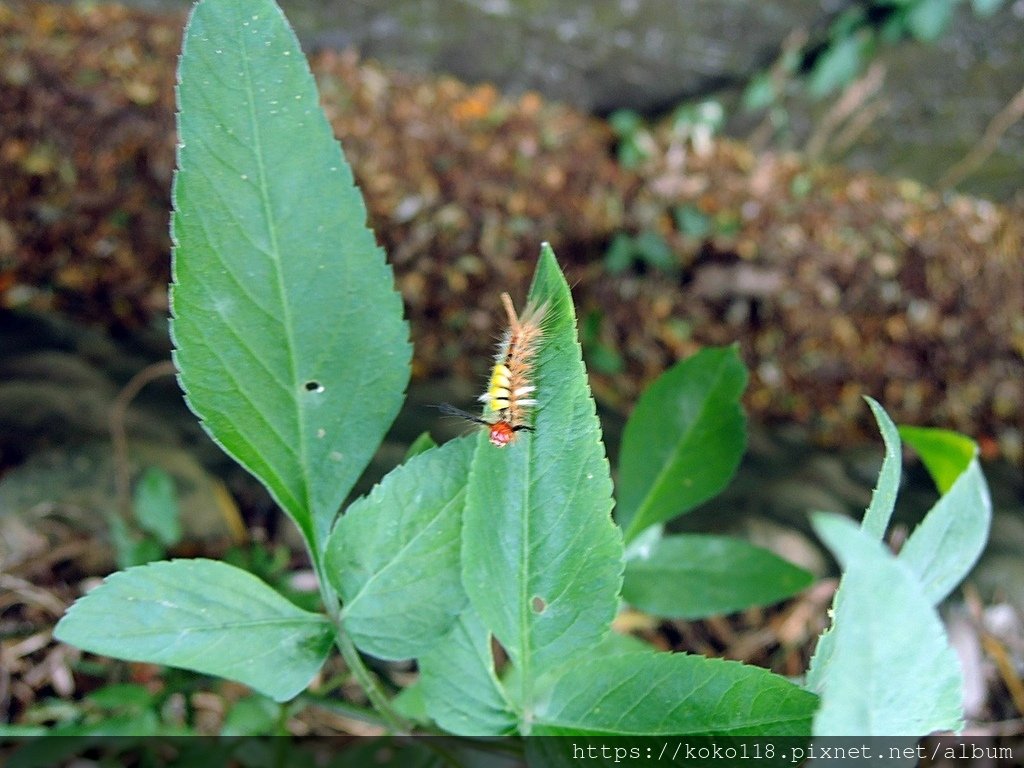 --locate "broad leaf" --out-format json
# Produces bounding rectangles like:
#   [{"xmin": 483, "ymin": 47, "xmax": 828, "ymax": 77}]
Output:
[
  {"xmin": 623, "ymin": 534, "xmax": 812, "ymax": 619},
  {"xmin": 170, "ymin": 0, "xmax": 410, "ymax": 557},
  {"xmin": 898, "ymin": 425, "xmax": 976, "ymax": 495},
  {"xmin": 418, "ymin": 608, "xmax": 517, "ymax": 736},
  {"xmin": 617, "ymin": 346, "xmax": 747, "ymax": 542},
  {"xmin": 325, "ymin": 437, "xmax": 473, "ymax": 660},
  {"xmin": 898, "ymin": 435, "xmax": 991, "ymax": 605},
  {"xmin": 860, "ymin": 397, "xmax": 901, "ymax": 540},
  {"xmin": 461, "ymin": 245, "xmax": 624, "ymax": 719},
  {"xmin": 809, "ymin": 514, "xmax": 963, "ymax": 736},
  {"xmin": 54, "ymin": 559, "xmax": 333, "ymax": 702},
  {"xmin": 532, "ymin": 652, "xmax": 816, "ymax": 735}
]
